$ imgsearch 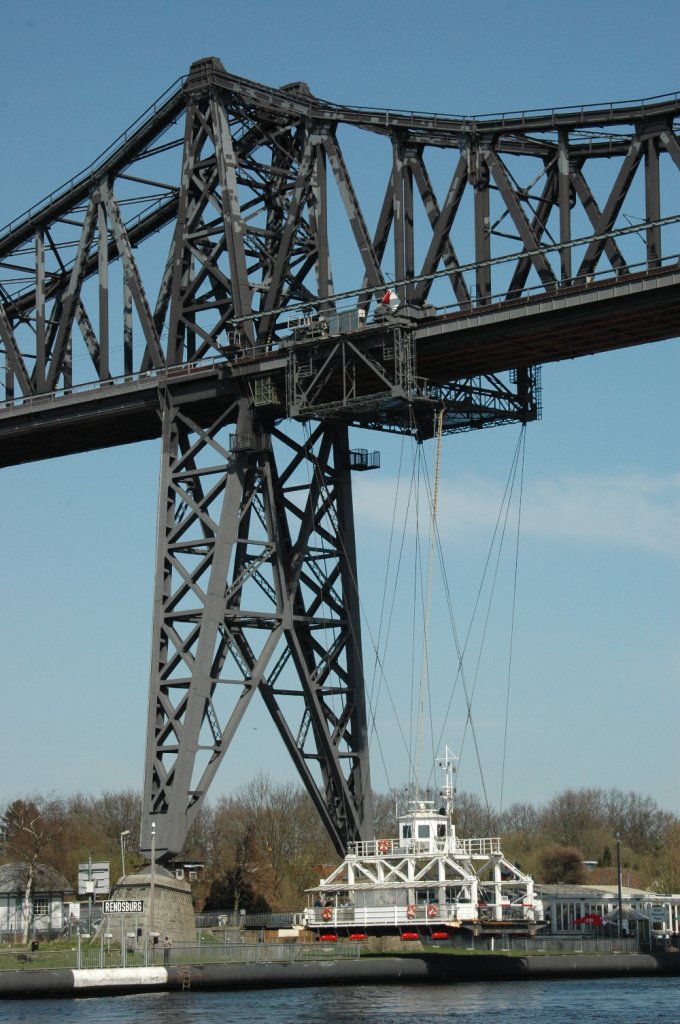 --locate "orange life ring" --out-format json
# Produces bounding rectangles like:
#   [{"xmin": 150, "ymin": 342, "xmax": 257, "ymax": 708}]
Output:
[
  {"xmin": 377, "ymin": 839, "xmax": 389, "ymax": 854},
  {"xmin": 322, "ymin": 906, "xmax": 333, "ymax": 921},
  {"xmin": 427, "ymin": 903, "xmax": 438, "ymax": 918},
  {"xmin": 406, "ymin": 904, "xmax": 416, "ymax": 919}
]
